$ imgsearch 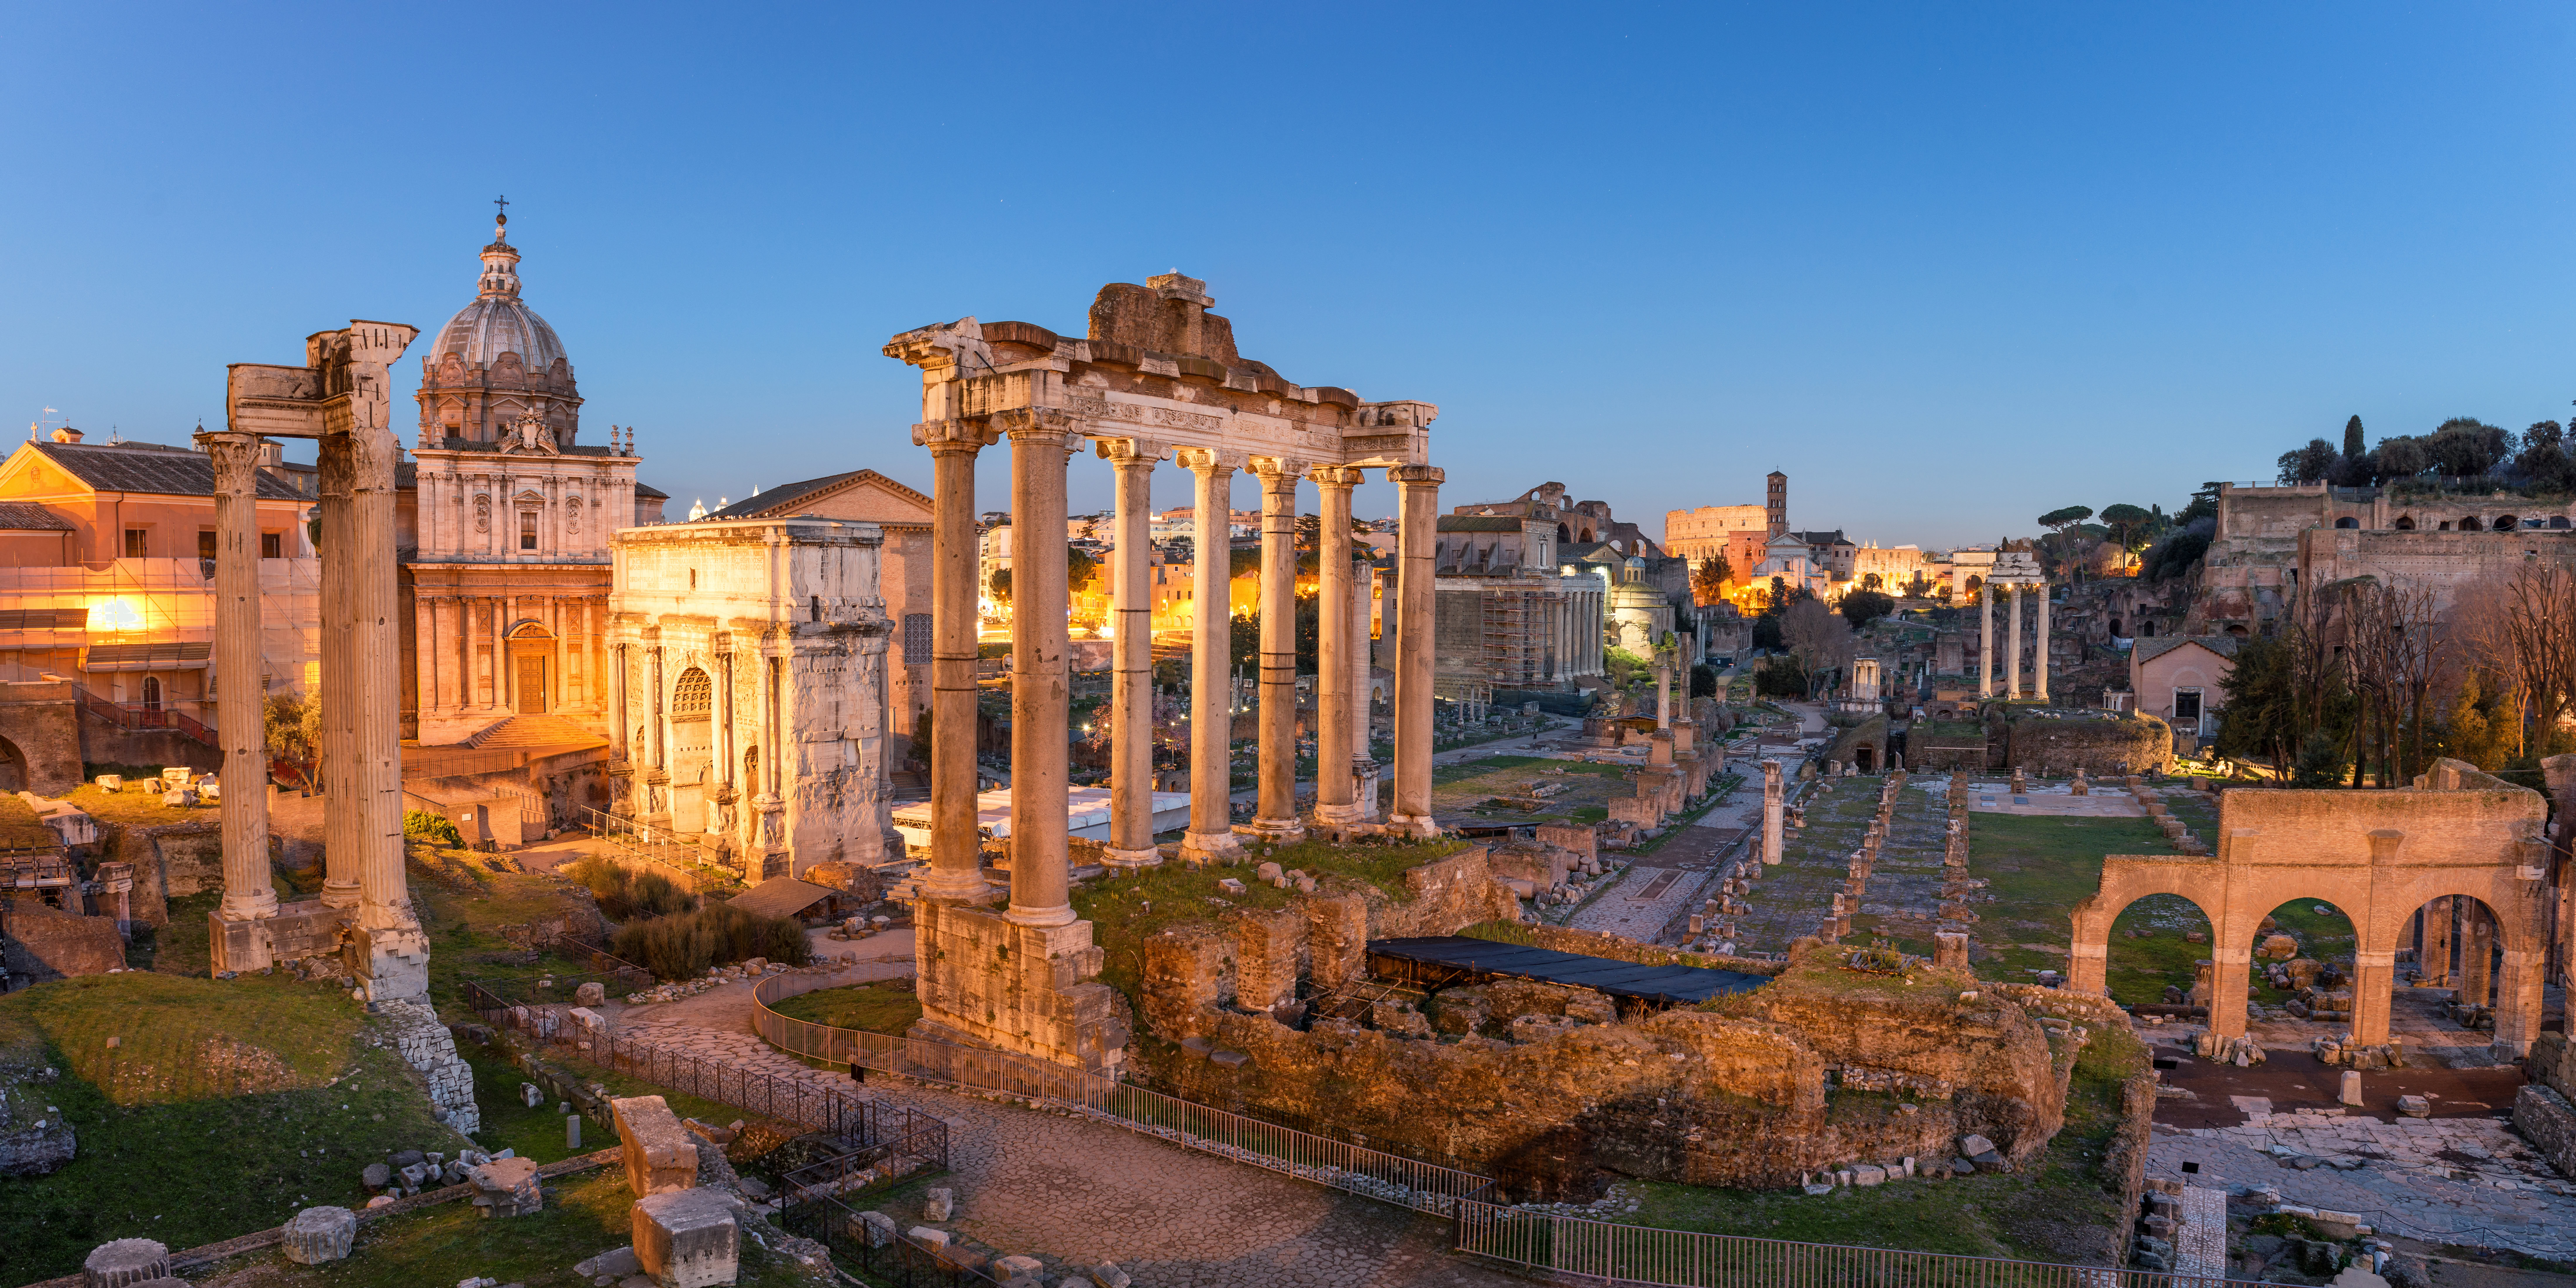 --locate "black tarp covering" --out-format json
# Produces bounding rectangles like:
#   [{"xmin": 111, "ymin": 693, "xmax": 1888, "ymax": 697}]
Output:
[{"xmin": 1366, "ymin": 936, "xmax": 1769, "ymax": 1006}]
